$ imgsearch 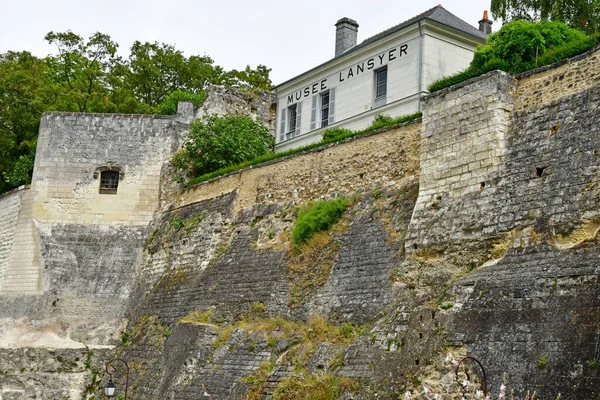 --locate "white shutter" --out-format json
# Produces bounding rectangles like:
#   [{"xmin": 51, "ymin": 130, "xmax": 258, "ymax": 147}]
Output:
[
  {"xmin": 295, "ymin": 101, "xmax": 302, "ymax": 137},
  {"xmin": 279, "ymin": 108, "xmax": 286, "ymax": 142},
  {"xmin": 310, "ymin": 95, "xmax": 318, "ymax": 130},
  {"xmin": 328, "ymin": 87, "xmax": 336, "ymax": 125}
]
